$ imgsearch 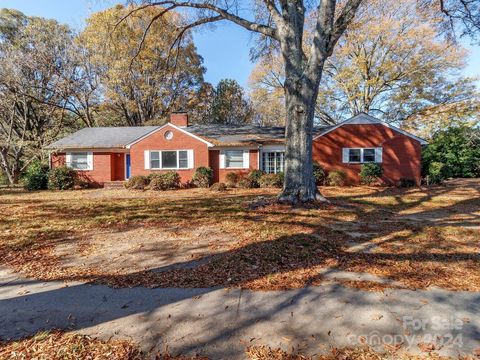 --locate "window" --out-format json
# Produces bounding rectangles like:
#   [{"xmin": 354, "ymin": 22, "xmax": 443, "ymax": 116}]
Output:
[
  {"xmin": 261, "ymin": 151, "xmax": 285, "ymax": 174},
  {"xmin": 363, "ymin": 148, "xmax": 376, "ymax": 162},
  {"xmin": 67, "ymin": 152, "xmax": 92, "ymax": 170},
  {"xmin": 161, "ymin": 151, "xmax": 177, "ymax": 168},
  {"xmin": 343, "ymin": 148, "xmax": 381, "ymax": 163},
  {"xmin": 149, "ymin": 150, "xmax": 190, "ymax": 169},
  {"xmin": 348, "ymin": 149, "xmax": 361, "ymax": 163},
  {"xmin": 225, "ymin": 150, "xmax": 244, "ymax": 168}
]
